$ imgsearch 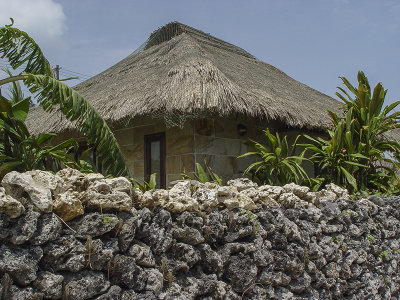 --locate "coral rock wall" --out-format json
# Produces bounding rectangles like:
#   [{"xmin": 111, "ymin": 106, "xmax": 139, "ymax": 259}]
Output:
[{"xmin": 0, "ymin": 169, "xmax": 400, "ymax": 299}]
